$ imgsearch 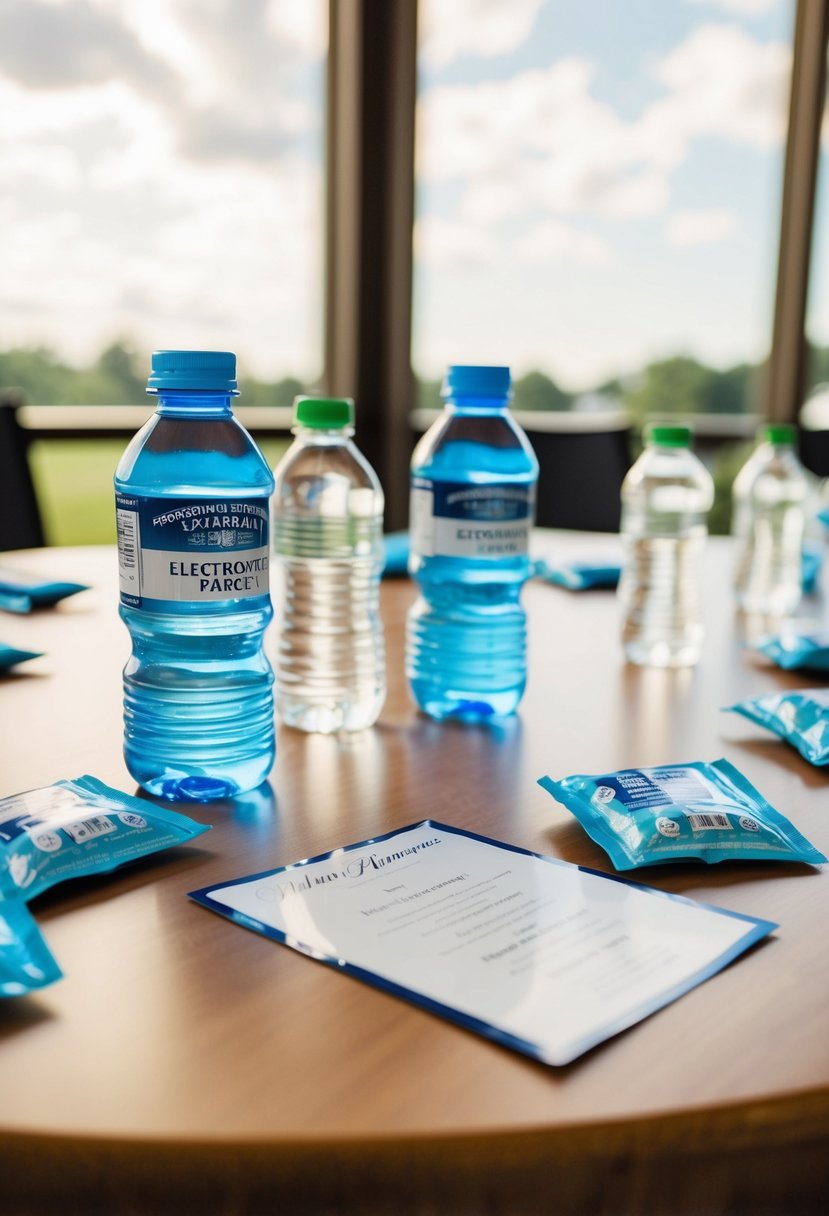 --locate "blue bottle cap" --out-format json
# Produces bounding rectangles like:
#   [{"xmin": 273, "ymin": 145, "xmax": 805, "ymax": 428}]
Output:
[
  {"xmin": 442, "ymin": 365, "xmax": 512, "ymax": 401},
  {"xmin": 147, "ymin": 350, "xmax": 238, "ymax": 392}
]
